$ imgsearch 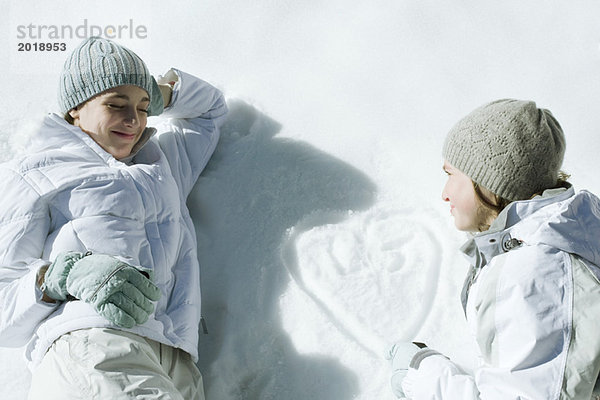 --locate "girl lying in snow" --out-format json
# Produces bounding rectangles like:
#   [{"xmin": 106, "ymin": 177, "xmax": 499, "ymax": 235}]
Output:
[
  {"xmin": 389, "ymin": 99, "xmax": 600, "ymax": 399},
  {"xmin": 0, "ymin": 36, "xmax": 227, "ymax": 399}
]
